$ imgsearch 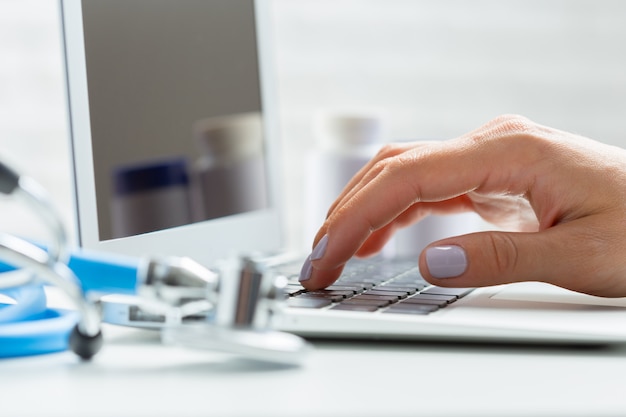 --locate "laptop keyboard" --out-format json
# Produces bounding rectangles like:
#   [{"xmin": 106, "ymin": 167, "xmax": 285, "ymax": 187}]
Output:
[{"xmin": 282, "ymin": 258, "xmax": 473, "ymax": 316}]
